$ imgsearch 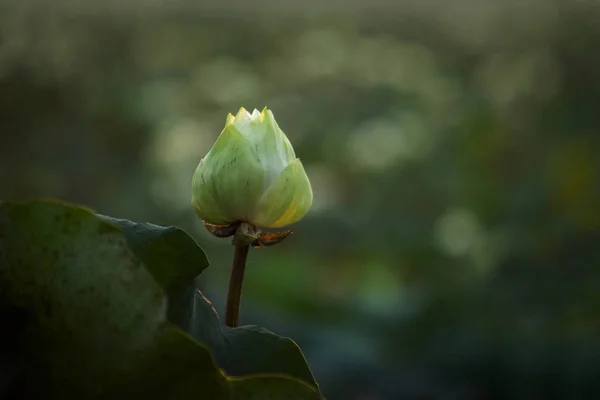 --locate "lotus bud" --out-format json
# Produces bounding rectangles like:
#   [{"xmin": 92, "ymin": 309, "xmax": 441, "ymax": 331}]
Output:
[{"xmin": 192, "ymin": 107, "xmax": 313, "ymax": 230}]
